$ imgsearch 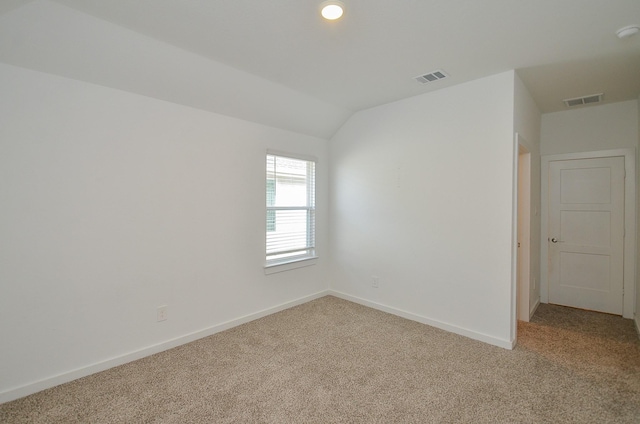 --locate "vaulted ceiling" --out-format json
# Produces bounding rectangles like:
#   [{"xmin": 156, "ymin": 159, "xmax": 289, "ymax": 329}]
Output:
[{"xmin": 1, "ymin": 0, "xmax": 639, "ymax": 138}]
